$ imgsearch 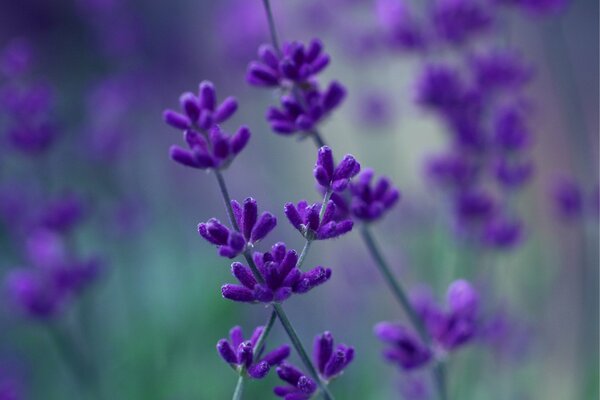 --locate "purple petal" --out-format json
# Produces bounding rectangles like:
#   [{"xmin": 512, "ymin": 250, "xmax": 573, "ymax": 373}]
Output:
[
  {"xmin": 231, "ymin": 262, "xmax": 257, "ymax": 289},
  {"xmin": 163, "ymin": 109, "xmax": 191, "ymax": 130},
  {"xmin": 213, "ymin": 97, "xmax": 238, "ymax": 123},
  {"xmin": 217, "ymin": 339, "xmax": 238, "ymax": 364},
  {"xmin": 222, "ymin": 284, "xmax": 255, "ymax": 302}
]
